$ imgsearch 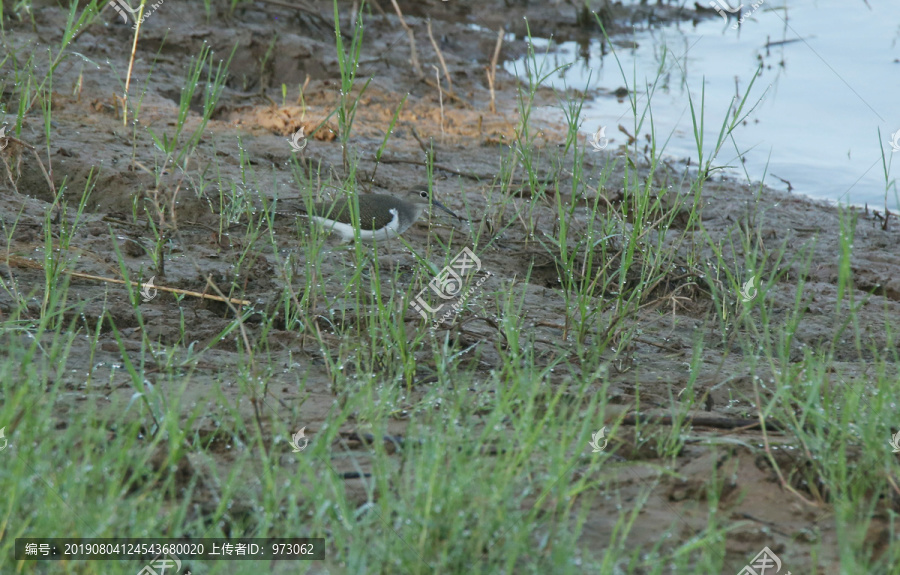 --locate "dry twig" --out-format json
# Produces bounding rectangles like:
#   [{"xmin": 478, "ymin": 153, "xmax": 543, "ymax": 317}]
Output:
[
  {"xmin": 433, "ymin": 66, "xmax": 444, "ymax": 140},
  {"xmin": 422, "ymin": 77, "xmax": 470, "ymax": 107},
  {"xmin": 123, "ymin": 1, "xmax": 147, "ymax": 125},
  {"xmin": 3, "ymin": 254, "xmax": 250, "ymax": 306},
  {"xmin": 426, "ymin": 19, "xmax": 452, "ymax": 92},
  {"xmin": 0, "ymin": 134, "xmax": 56, "ymax": 197},
  {"xmin": 73, "ymin": 270, "xmax": 251, "ymax": 306},
  {"xmin": 486, "ymin": 27, "xmax": 504, "ymax": 113},
  {"xmin": 389, "ymin": 0, "xmax": 423, "ymax": 78},
  {"xmin": 753, "ymin": 385, "xmax": 819, "ymax": 506}
]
